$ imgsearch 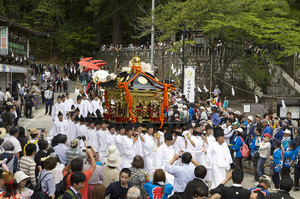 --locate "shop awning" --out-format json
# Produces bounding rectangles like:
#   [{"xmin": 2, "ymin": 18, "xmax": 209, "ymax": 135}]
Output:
[{"xmin": 0, "ymin": 64, "xmax": 27, "ymax": 73}]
